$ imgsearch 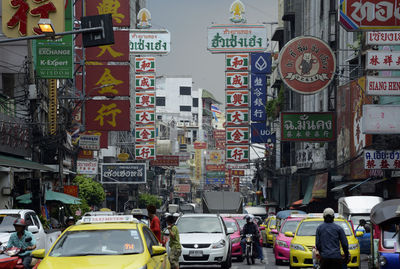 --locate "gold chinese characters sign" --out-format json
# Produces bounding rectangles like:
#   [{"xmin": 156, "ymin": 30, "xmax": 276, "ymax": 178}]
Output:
[{"xmin": 2, "ymin": 0, "xmax": 65, "ymax": 37}]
